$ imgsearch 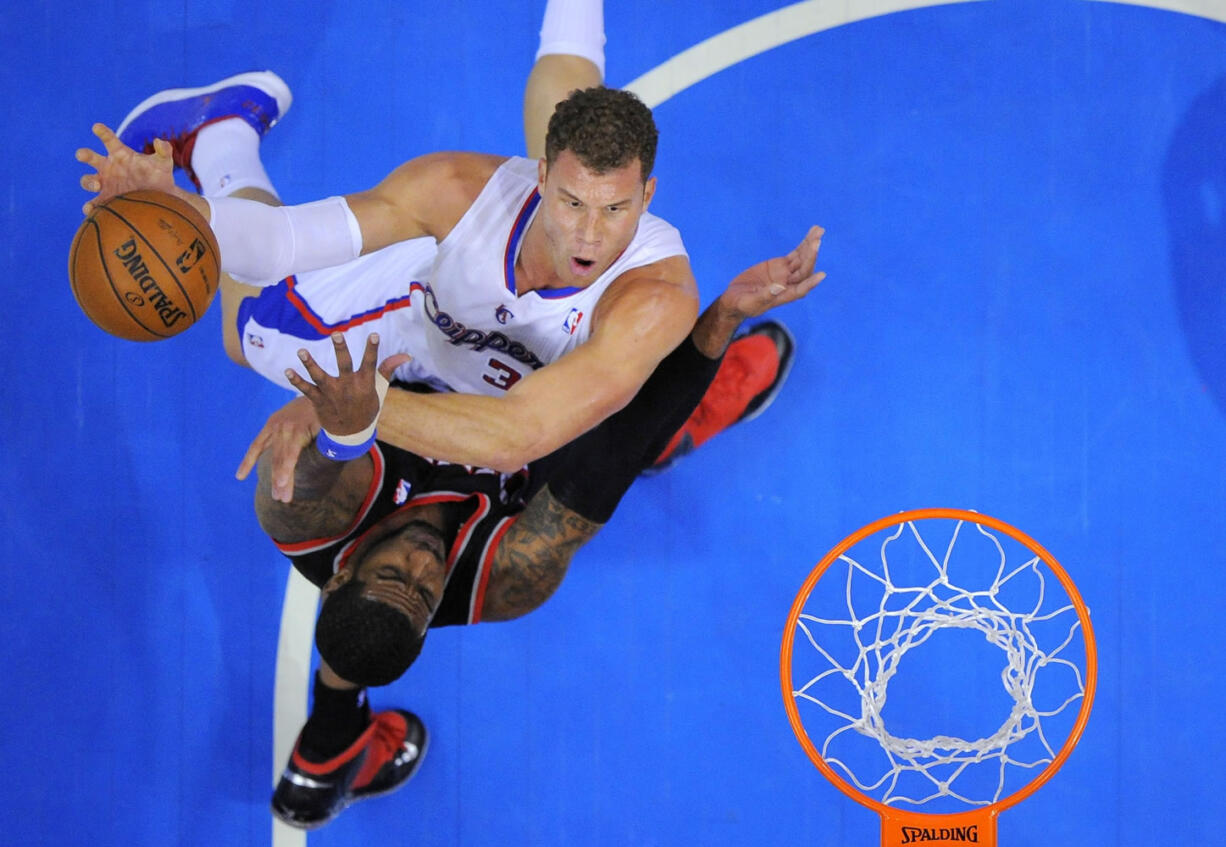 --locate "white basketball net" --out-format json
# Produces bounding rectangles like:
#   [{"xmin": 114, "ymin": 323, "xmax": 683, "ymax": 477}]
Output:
[{"xmin": 791, "ymin": 518, "xmax": 1088, "ymax": 810}]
